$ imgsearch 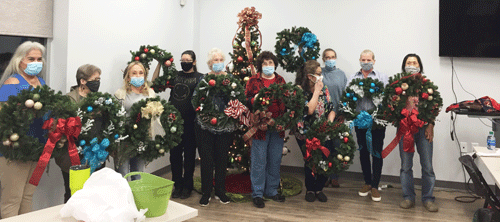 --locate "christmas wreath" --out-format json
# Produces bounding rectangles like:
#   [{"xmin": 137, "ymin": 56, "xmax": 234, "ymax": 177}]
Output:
[
  {"xmin": 76, "ymin": 92, "xmax": 128, "ymax": 172},
  {"xmin": 275, "ymin": 26, "xmax": 320, "ymax": 73},
  {"xmin": 192, "ymin": 74, "xmax": 248, "ymax": 129},
  {"xmin": 380, "ymin": 72, "xmax": 443, "ymax": 158},
  {"xmin": 129, "ymin": 45, "xmax": 177, "ymax": 93},
  {"xmin": 251, "ymin": 82, "xmax": 305, "ymax": 132},
  {"xmin": 126, "ymin": 97, "xmax": 184, "ymax": 163},
  {"xmin": 301, "ymin": 118, "xmax": 356, "ymax": 176}
]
